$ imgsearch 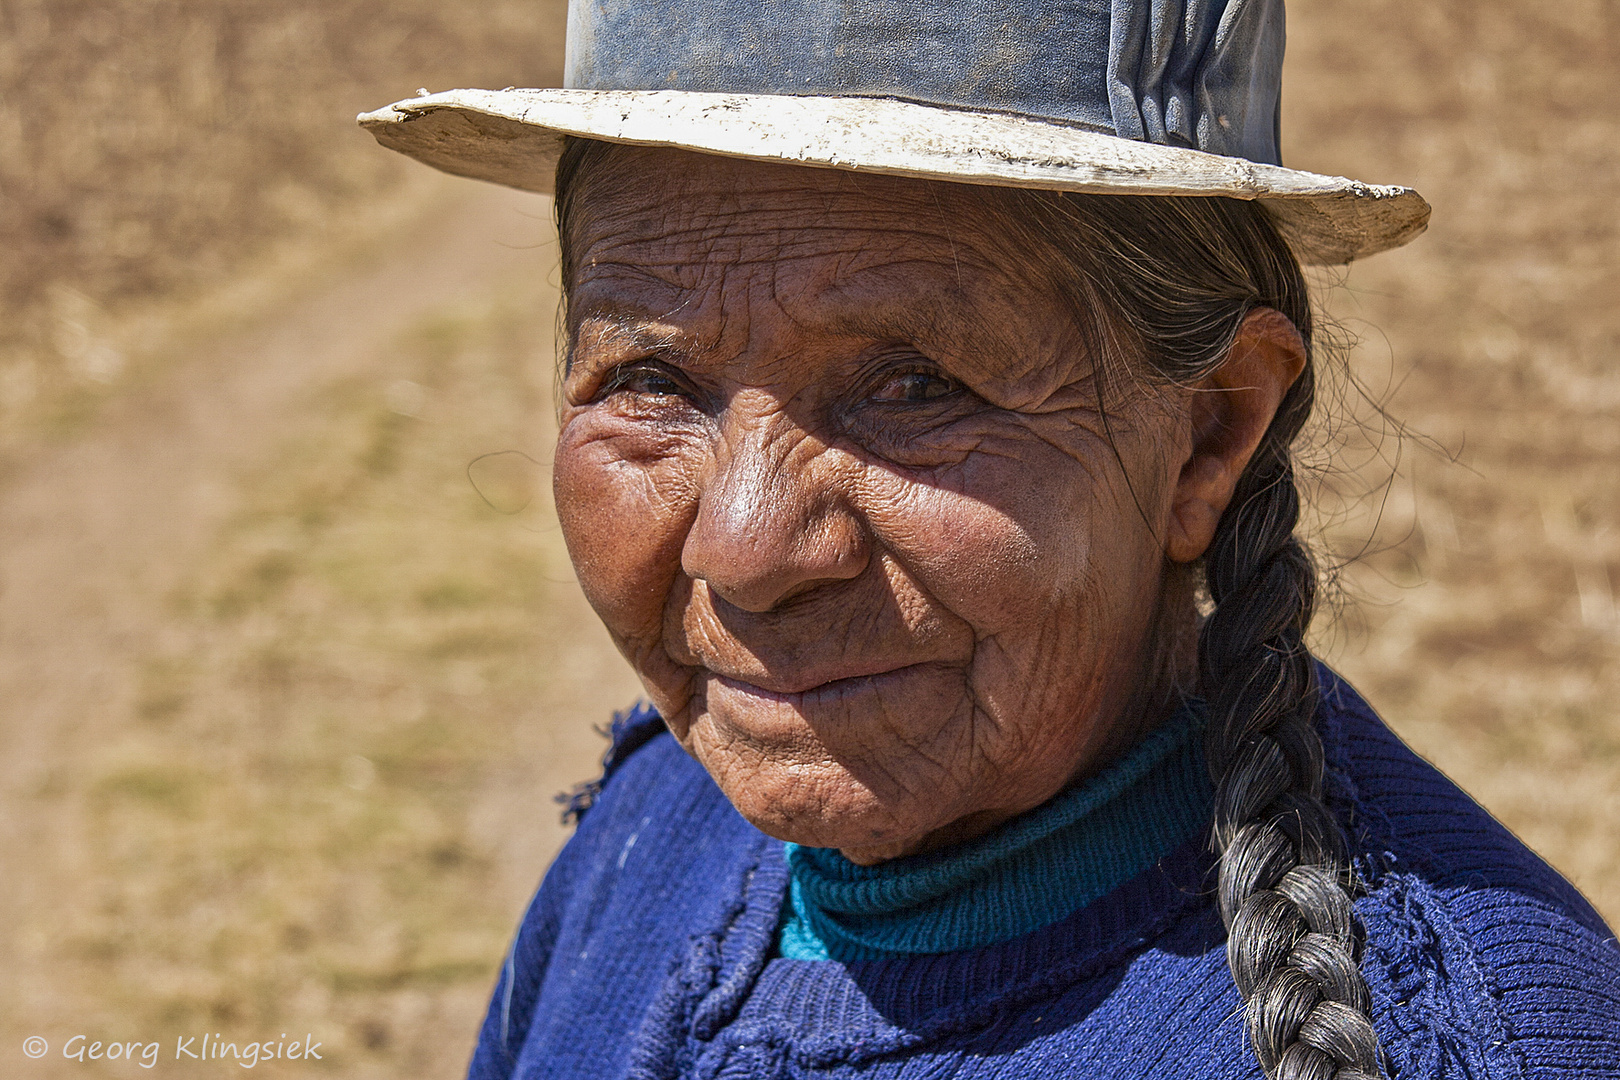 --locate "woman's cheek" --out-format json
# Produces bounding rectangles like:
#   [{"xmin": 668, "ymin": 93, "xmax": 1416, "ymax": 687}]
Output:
[
  {"xmin": 554, "ymin": 411, "xmax": 701, "ymax": 643},
  {"xmin": 860, "ymin": 462, "xmax": 1047, "ymax": 631}
]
